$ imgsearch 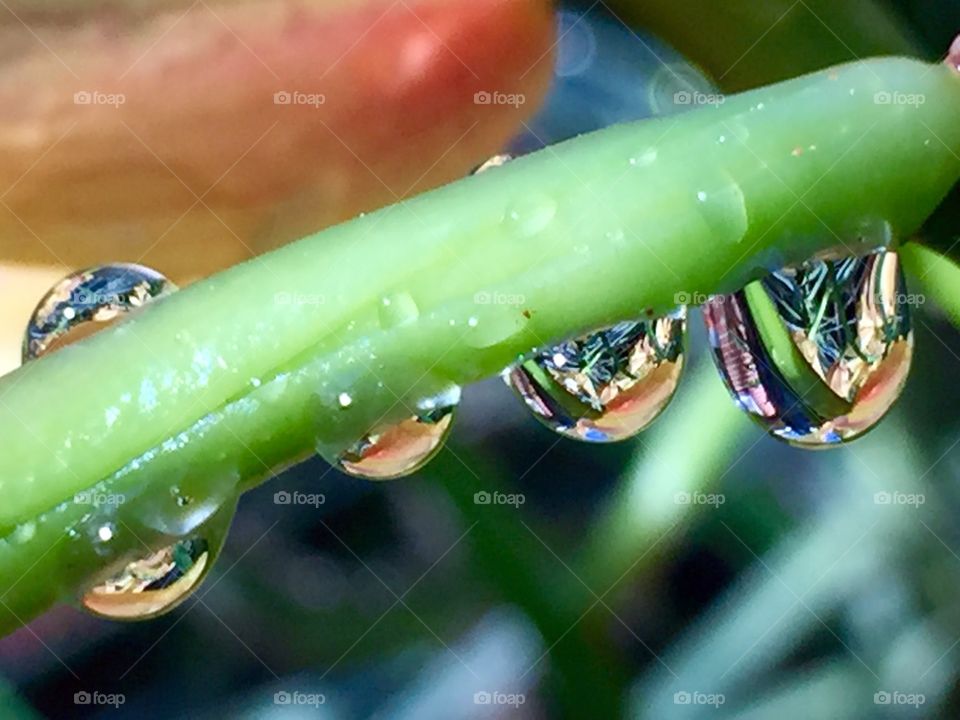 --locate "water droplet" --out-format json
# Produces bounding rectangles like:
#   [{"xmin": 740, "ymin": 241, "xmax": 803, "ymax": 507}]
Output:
[
  {"xmin": 703, "ymin": 250, "xmax": 911, "ymax": 447},
  {"xmin": 22, "ymin": 263, "xmax": 176, "ymax": 361},
  {"xmin": 331, "ymin": 387, "xmax": 459, "ymax": 480},
  {"xmin": 505, "ymin": 310, "xmax": 687, "ymax": 442},
  {"xmin": 475, "ymin": 154, "xmax": 557, "ymax": 236},
  {"xmin": 79, "ymin": 499, "xmax": 234, "ymax": 620},
  {"xmin": 338, "ymin": 392, "xmax": 353, "ymax": 408},
  {"xmin": 502, "ymin": 194, "xmax": 557, "ymax": 237},
  {"xmin": 378, "ymin": 291, "xmax": 420, "ymax": 329},
  {"xmin": 629, "ymin": 147, "xmax": 658, "ymax": 167}
]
